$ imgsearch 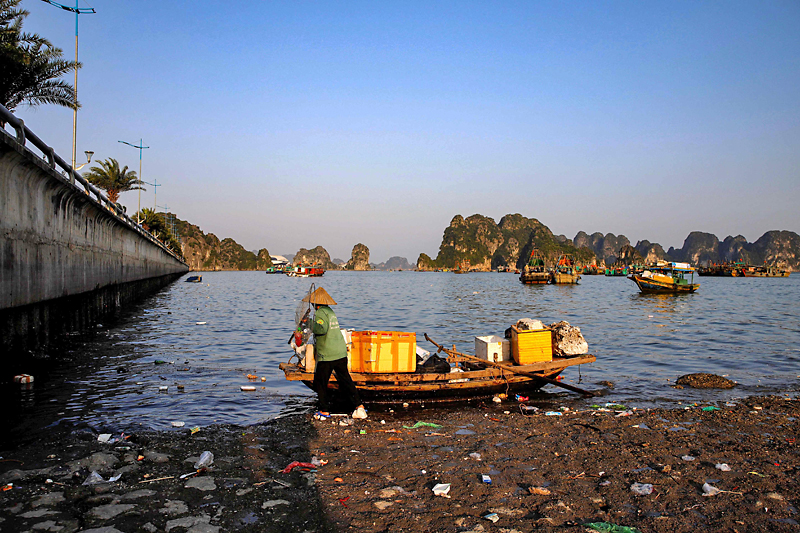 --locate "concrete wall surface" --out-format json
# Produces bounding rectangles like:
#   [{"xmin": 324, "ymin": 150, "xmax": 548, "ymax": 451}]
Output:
[{"xmin": 1, "ymin": 133, "xmax": 188, "ymax": 311}]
